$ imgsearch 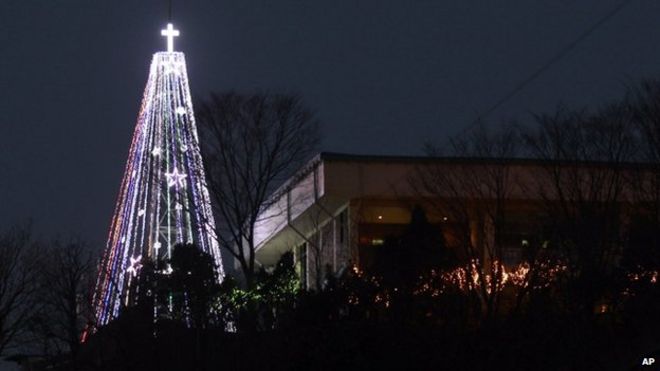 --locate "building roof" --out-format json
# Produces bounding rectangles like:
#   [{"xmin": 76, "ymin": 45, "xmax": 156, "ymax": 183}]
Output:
[{"xmin": 318, "ymin": 151, "xmax": 658, "ymax": 168}]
